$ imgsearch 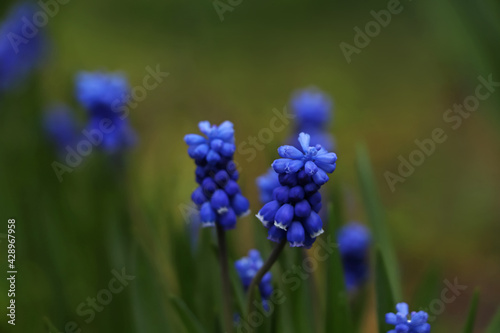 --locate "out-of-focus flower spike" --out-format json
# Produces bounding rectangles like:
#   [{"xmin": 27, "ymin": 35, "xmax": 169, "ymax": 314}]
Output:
[{"xmin": 235, "ymin": 250, "xmax": 273, "ymax": 311}]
